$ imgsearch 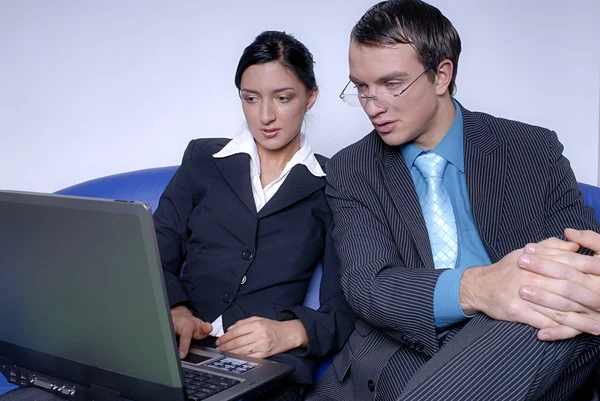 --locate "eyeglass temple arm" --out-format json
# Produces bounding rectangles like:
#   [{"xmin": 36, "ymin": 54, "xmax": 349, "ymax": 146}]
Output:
[{"xmin": 339, "ymin": 80, "xmax": 352, "ymax": 99}]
